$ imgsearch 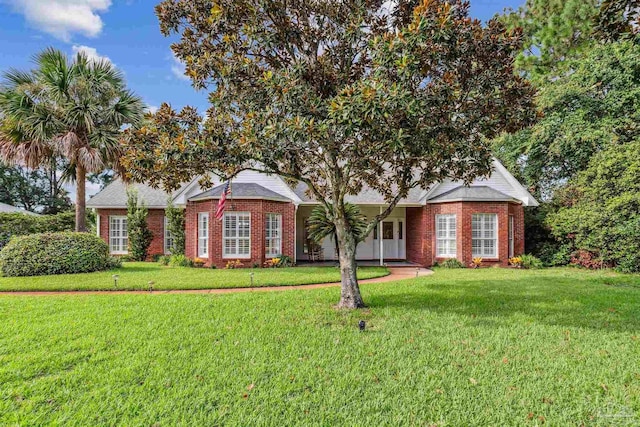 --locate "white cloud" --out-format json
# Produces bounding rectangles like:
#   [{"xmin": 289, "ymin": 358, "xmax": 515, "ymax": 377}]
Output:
[
  {"xmin": 145, "ymin": 105, "xmax": 159, "ymax": 114},
  {"xmin": 170, "ymin": 52, "xmax": 190, "ymax": 81},
  {"xmin": 71, "ymin": 45, "xmax": 112, "ymax": 64},
  {"xmin": 5, "ymin": 0, "xmax": 111, "ymax": 42}
]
